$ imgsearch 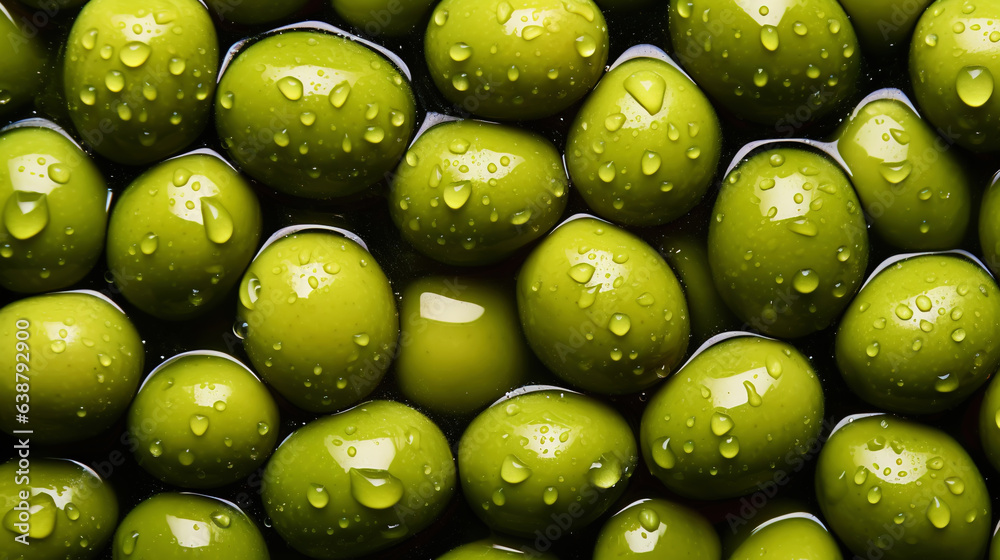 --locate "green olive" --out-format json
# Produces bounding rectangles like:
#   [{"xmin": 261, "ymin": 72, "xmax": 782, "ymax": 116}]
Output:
[
  {"xmin": 980, "ymin": 373, "xmax": 1000, "ymax": 473},
  {"xmin": 593, "ymin": 498, "xmax": 720, "ymax": 559},
  {"xmin": 437, "ymin": 539, "xmax": 558, "ymax": 559},
  {"xmin": 332, "ymin": 0, "xmax": 437, "ymax": 35},
  {"xmin": 210, "ymin": 0, "xmax": 307, "ymax": 24},
  {"xmin": 728, "ymin": 513, "xmax": 842, "ymax": 560},
  {"xmin": 661, "ymin": 234, "xmax": 741, "ymax": 343},
  {"xmin": 980, "ymin": 172, "xmax": 1000, "ymax": 277},
  {"xmin": 0, "ymin": 4, "xmax": 46, "ymax": 118}
]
